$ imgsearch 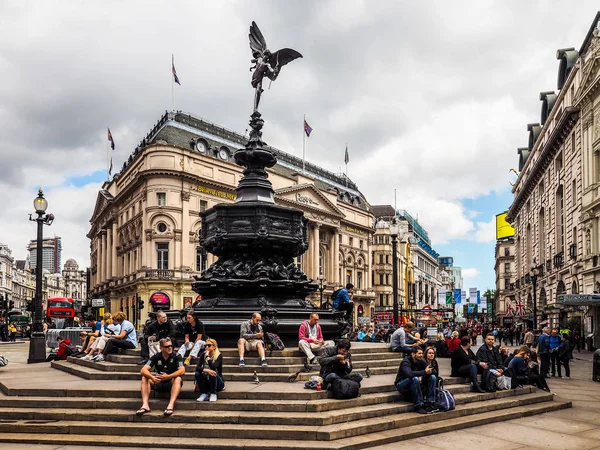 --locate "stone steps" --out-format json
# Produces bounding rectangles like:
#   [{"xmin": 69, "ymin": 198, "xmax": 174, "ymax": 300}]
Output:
[
  {"xmin": 0, "ymin": 386, "xmax": 536, "ymax": 426},
  {"xmin": 0, "ymin": 394, "xmax": 567, "ymax": 445}
]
